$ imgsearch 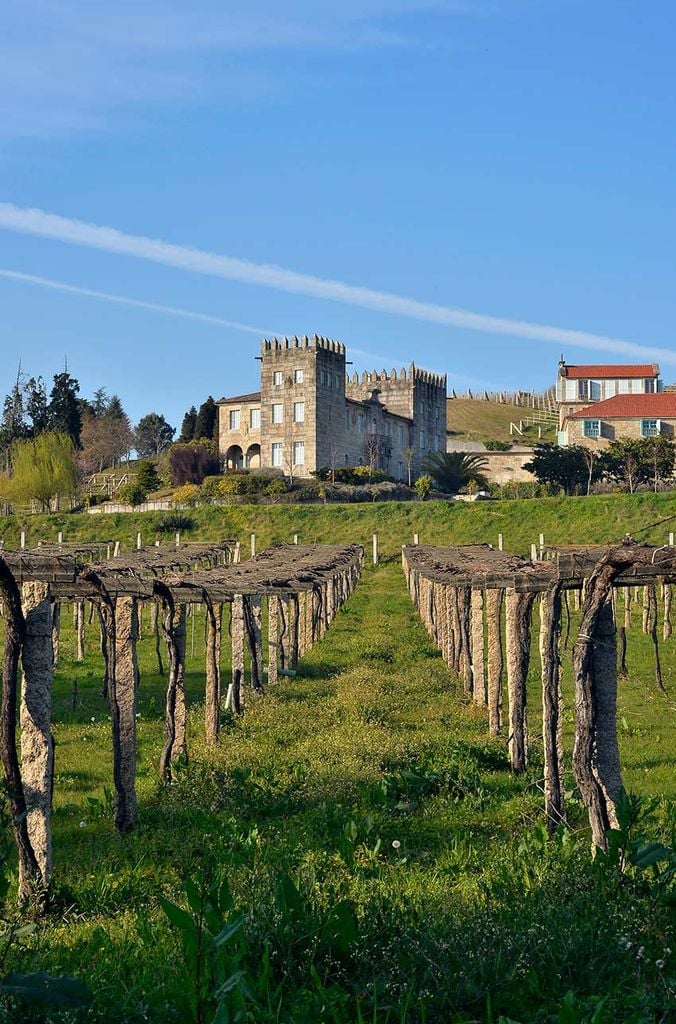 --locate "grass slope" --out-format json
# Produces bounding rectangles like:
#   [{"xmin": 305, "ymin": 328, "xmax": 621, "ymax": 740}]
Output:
[
  {"xmin": 1, "ymin": 492, "xmax": 675, "ymax": 559},
  {"xmin": 0, "ymin": 507, "xmax": 673, "ymax": 1021},
  {"xmin": 446, "ymin": 399, "xmax": 556, "ymax": 445}
]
